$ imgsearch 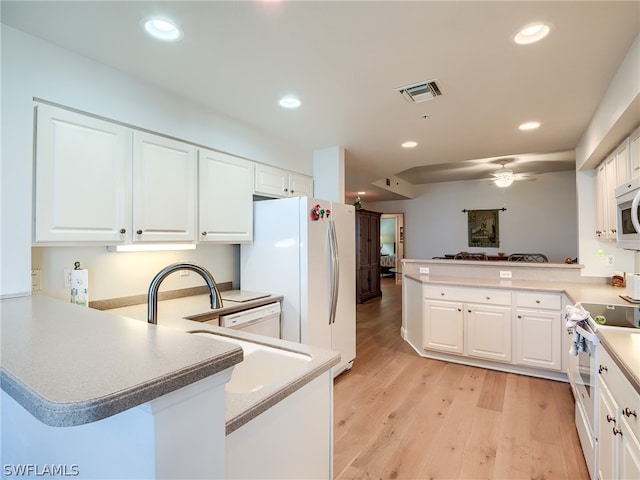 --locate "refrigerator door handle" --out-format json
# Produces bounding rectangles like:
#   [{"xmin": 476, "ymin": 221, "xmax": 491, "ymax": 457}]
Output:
[{"xmin": 329, "ymin": 220, "xmax": 340, "ymax": 325}]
